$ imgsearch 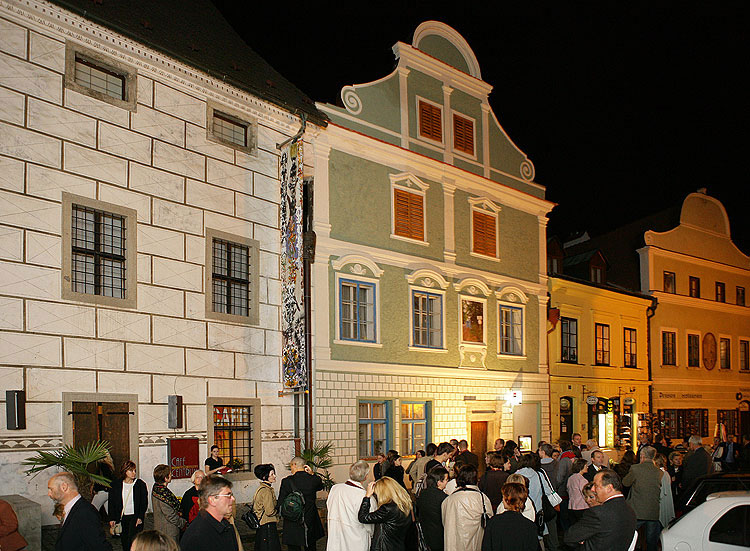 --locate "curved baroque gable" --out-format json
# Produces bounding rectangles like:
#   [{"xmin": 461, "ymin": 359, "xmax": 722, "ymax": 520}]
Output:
[{"xmin": 412, "ymin": 21, "xmax": 481, "ymax": 78}]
